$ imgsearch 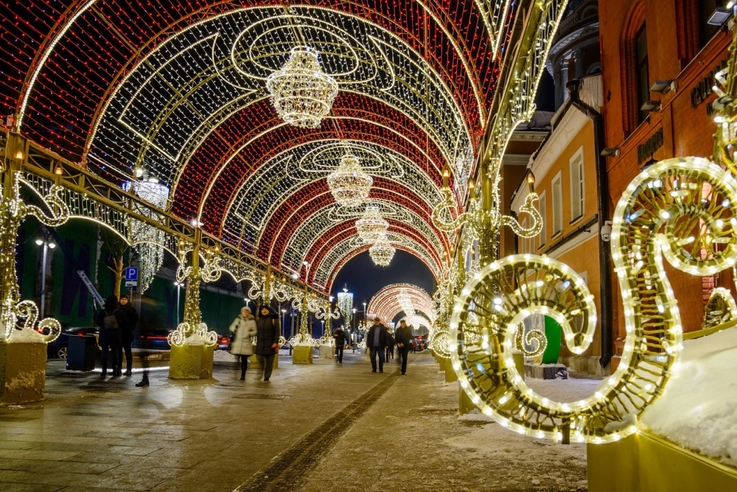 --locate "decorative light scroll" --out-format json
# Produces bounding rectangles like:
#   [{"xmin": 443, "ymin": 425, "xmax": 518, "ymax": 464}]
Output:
[
  {"xmin": 369, "ymin": 238, "xmax": 395, "ymax": 266},
  {"xmin": 327, "ymin": 154, "xmax": 372, "ymax": 208},
  {"xmin": 168, "ymin": 242, "xmax": 221, "ymax": 347},
  {"xmin": 1, "ymin": 172, "xmax": 68, "ymax": 342},
  {"xmin": 266, "ymin": 46, "xmax": 338, "ymax": 129},
  {"xmin": 355, "ymin": 205, "xmax": 389, "ymax": 244},
  {"xmin": 451, "ymin": 157, "xmax": 737, "ymax": 444}
]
